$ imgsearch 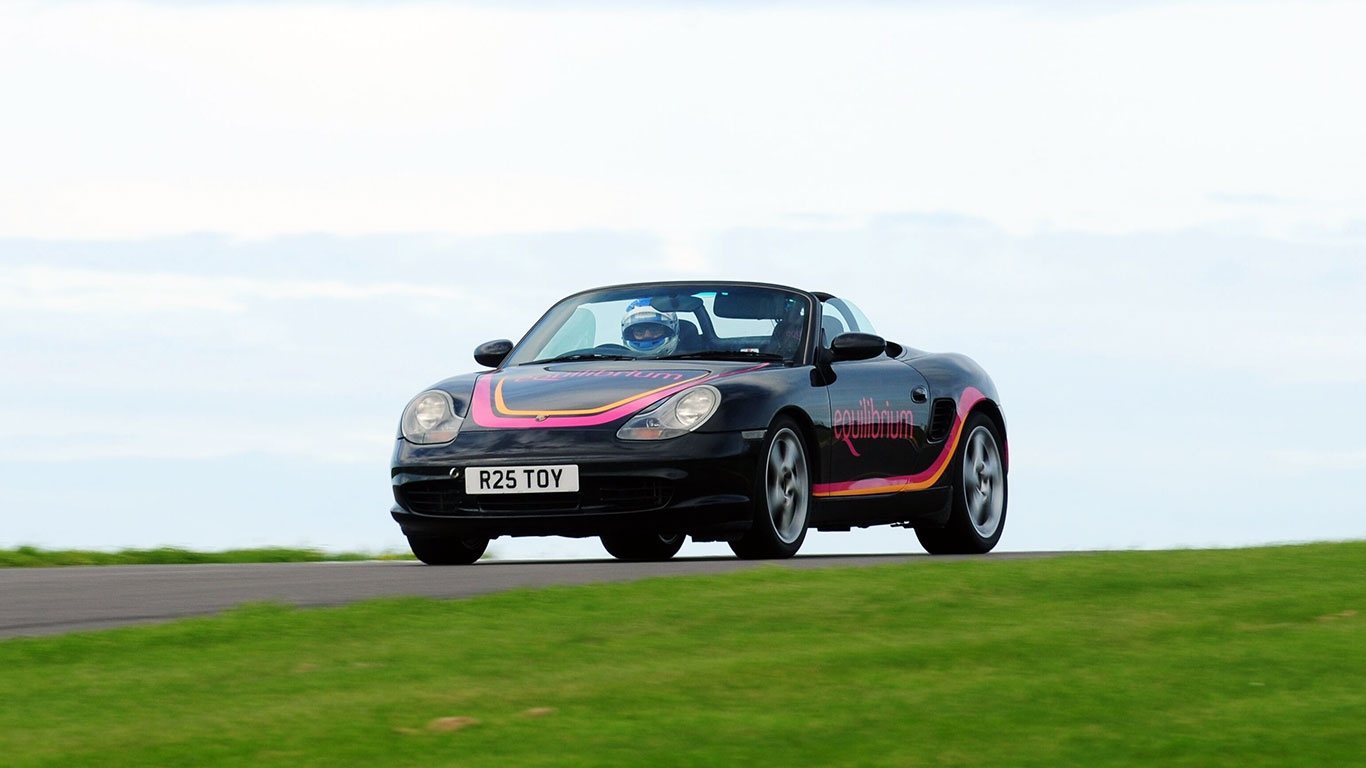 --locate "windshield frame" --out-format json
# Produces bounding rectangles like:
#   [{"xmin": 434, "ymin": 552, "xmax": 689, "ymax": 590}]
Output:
[{"xmin": 501, "ymin": 281, "xmax": 817, "ymax": 368}]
